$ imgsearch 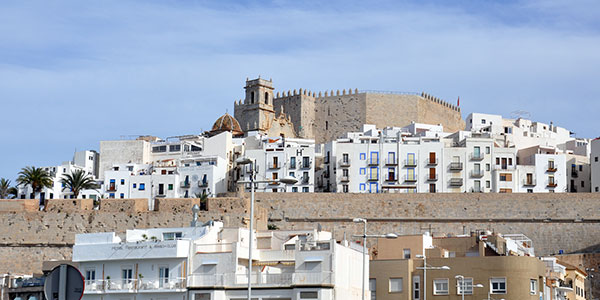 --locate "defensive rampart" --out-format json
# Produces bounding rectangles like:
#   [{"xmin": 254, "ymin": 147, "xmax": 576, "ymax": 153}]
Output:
[{"xmin": 1, "ymin": 193, "xmax": 599, "ymax": 275}]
